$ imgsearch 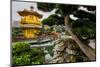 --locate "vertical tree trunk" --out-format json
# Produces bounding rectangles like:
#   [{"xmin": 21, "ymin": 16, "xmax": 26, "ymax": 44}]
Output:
[{"xmin": 64, "ymin": 16, "xmax": 95, "ymax": 60}]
